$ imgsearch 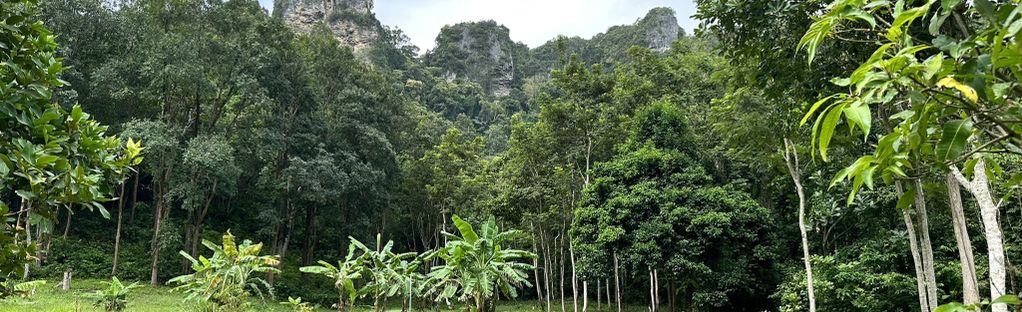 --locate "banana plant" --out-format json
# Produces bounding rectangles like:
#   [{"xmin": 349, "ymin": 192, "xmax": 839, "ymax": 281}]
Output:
[
  {"xmin": 423, "ymin": 215, "xmax": 536, "ymax": 312},
  {"xmin": 300, "ymin": 241, "xmax": 365, "ymax": 311},
  {"xmin": 351, "ymin": 234, "xmax": 420, "ymax": 312},
  {"xmin": 86, "ymin": 277, "xmax": 141, "ymax": 311},
  {"xmin": 168, "ymin": 231, "xmax": 280, "ymax": 311}
]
